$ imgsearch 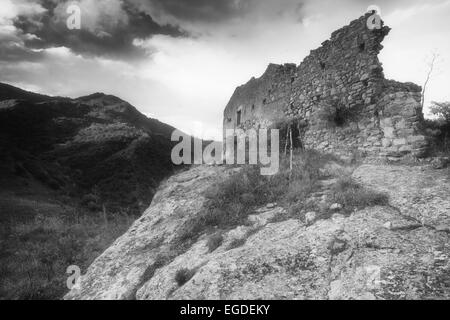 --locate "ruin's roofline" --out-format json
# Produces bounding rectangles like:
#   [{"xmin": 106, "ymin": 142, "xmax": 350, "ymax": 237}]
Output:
[{"xmin": 235, "ymin": 13, "xmax": 392, "ymax": 92}]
